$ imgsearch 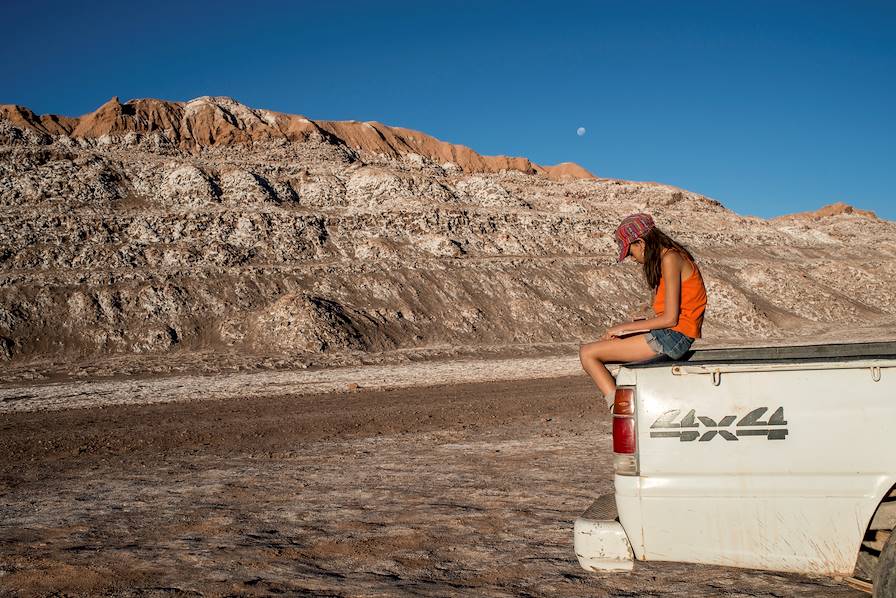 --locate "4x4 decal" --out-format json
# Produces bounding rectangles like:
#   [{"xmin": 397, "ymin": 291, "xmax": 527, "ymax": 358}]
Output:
[{"xmin": 649, "ymin": 407, "xmax": 788, "ymax": 441}]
